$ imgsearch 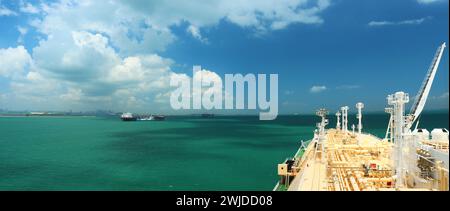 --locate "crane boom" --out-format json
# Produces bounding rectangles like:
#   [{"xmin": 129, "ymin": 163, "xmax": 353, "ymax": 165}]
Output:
[{"xmin": 407, "ymin": 42, "xmax": 446, "ymax": 129}]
